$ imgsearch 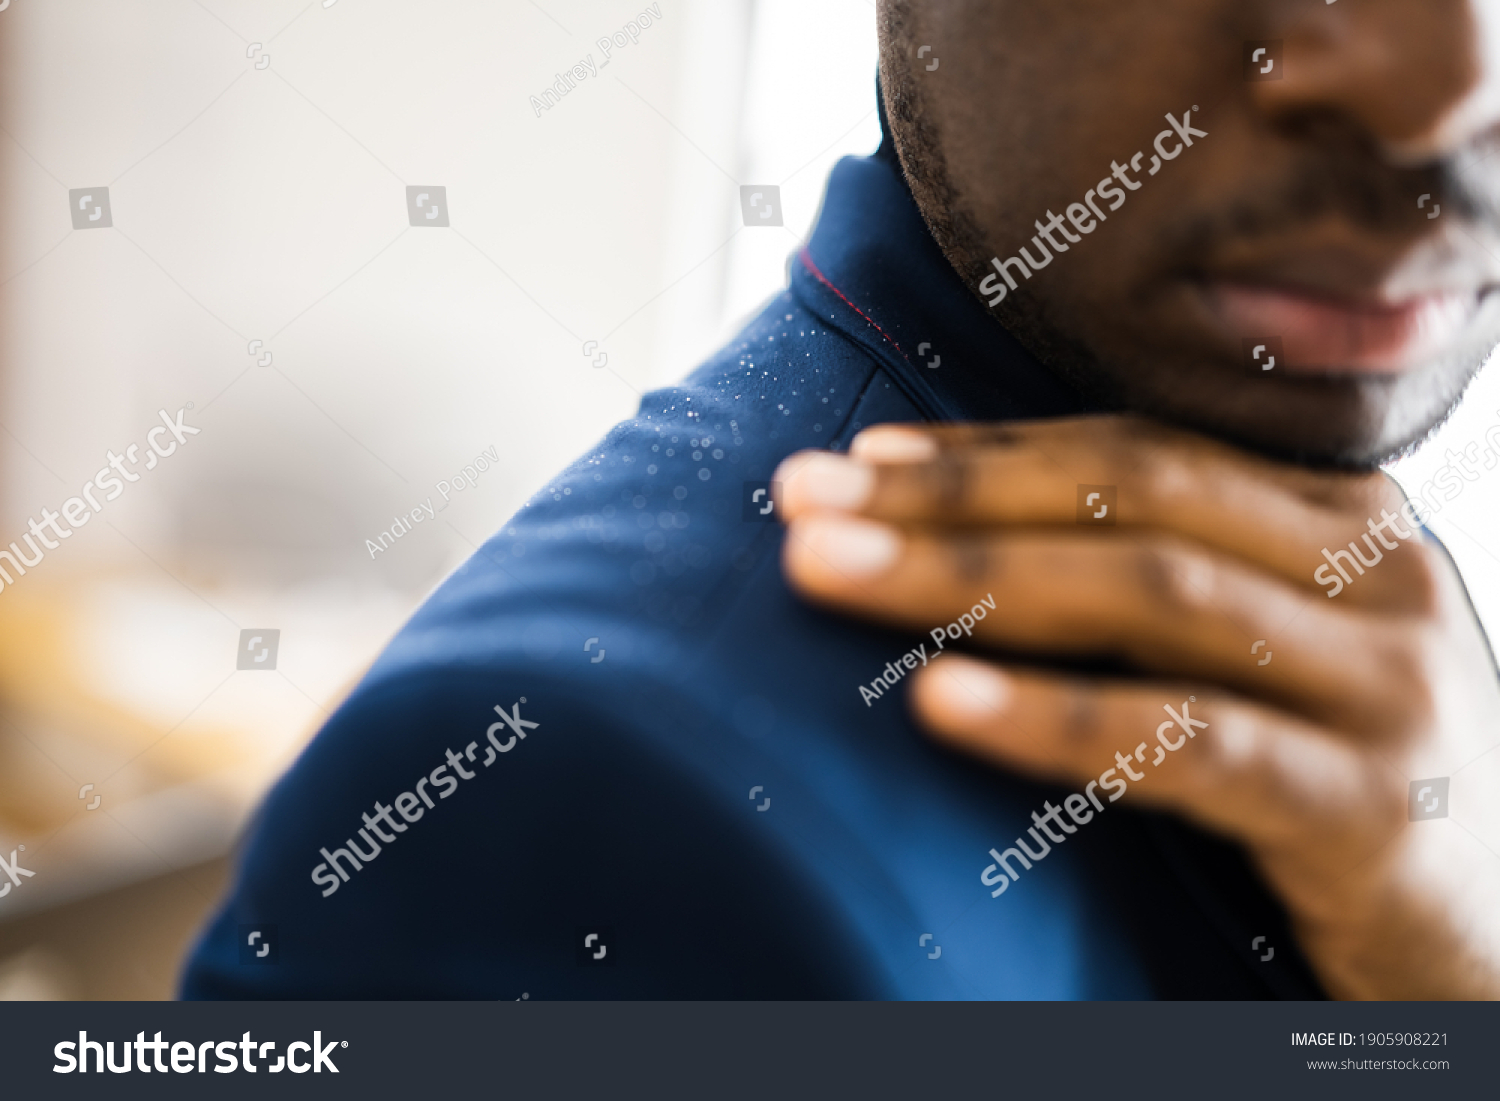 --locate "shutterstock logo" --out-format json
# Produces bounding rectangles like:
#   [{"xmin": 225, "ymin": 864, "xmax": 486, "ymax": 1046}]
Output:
[
  {"xmin": 406, "ymin": 186, "xmax": 449, "ymax": 227},
  {"xmin": 742, "ymin": 480, "xmax": 780, "ymax": 521},
  {"xmin": 68, "ymin": 187, "xmax": 113, "ymax": 229},
  {"xmin": 238, "ymin": 924, "xmax": 279, "ymax": 964},
  {"xmin": 739, "ymin": 186, "xmax": 783, "ymax": 227},
  {"xmin": 1243, "ymin": 336, "xmax": 1282, "ymax": 372},
  {"xmin": 54, "ymin": 1031, "xmax": 344, "ymax": 1074},
  {"xmin": 237, "ymin": 629, "xmax": 280, "ymax": 670},
  {"xmin": 1243, "ymin": 40, "xmax": 1283, "ymax": 82},
  {"xmin": 1409, "ymin": 777, "xmax": 1449, "ymax": 821}
]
